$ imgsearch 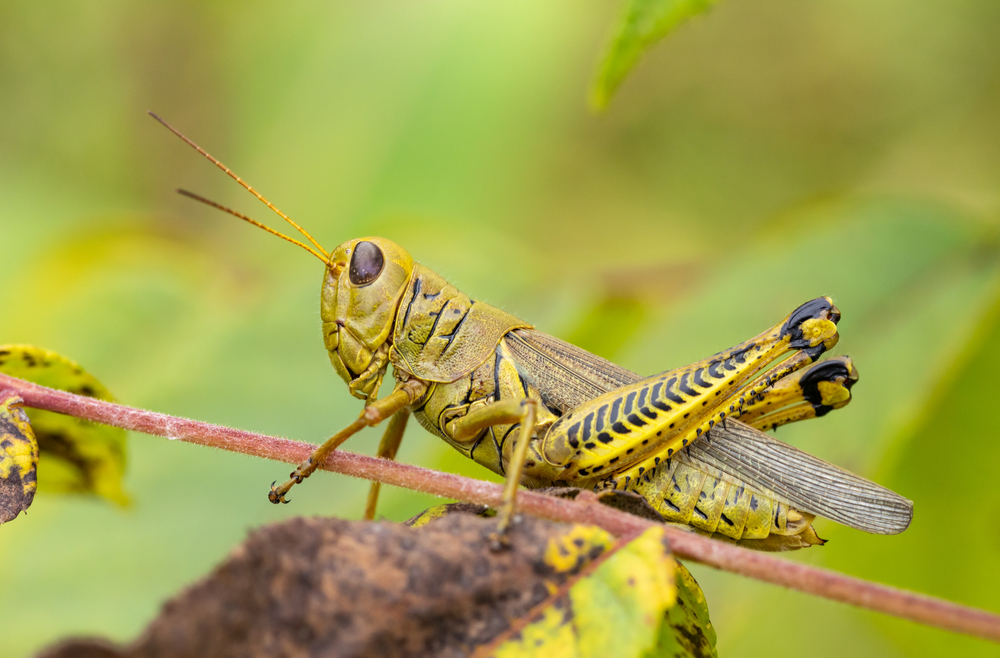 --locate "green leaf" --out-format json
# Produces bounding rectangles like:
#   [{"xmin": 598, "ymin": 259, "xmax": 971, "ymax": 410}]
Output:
[
  {"xmin": 591, "ymin": 0, "xmax": 720, "ymax": 109},
  {"xmin": 491, "ymin": 526, "xmax": 716, "ymax": 658},
  {"xmin": 0, "ymin": 393, "xmax": 38, "ymax": 524},
  {"xmin": 0, "ymin": 345, "xmax": 128, "ymax": 505}
]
